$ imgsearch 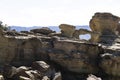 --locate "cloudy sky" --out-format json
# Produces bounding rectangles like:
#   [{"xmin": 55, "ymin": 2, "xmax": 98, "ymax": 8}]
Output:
[{"xmin": 0, "ymin": 0, "xmax": 120, "ymax": 26}]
